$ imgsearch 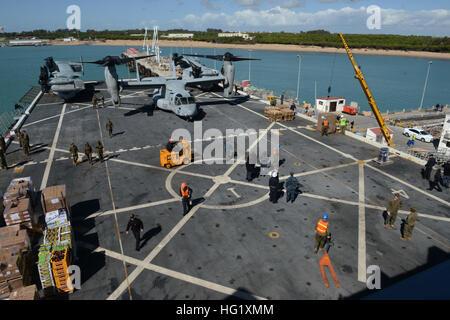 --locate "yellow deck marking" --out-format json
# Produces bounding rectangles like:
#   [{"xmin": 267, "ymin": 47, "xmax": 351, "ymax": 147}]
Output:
[
  {"xmin": 13, "ymin": 166, "xmax": 24, "ymax": 174},
  {"xmin": 269, "ymin": 232, "xmax": 279, "ymax": 238}
]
